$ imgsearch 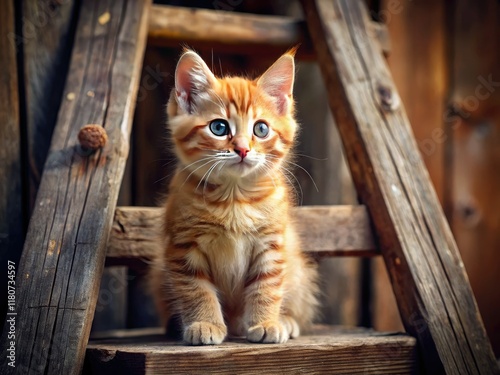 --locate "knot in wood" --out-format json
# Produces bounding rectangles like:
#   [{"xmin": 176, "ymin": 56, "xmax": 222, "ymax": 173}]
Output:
[
  {"xmin": 78, "ymin": 125, "xmax": 108, "ymax": 152},
  {"xmin": 377, "ymin": 84, "xmax": 400, "ymax": 111},
  {"xmin": 445, "ymin": 101, "xmax": 467, "ymax": 120},
  {"xmin": 456, "ymin": 200, "xmax": 482, "ymax": 228}
]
